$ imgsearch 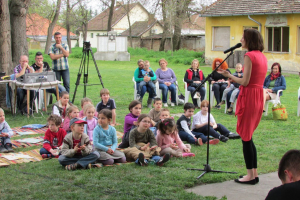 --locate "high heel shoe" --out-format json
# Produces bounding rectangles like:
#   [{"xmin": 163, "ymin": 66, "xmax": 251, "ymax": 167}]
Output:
[
  {"xmin": 234, "ymin": 178, "xmax": 256, "ymax": 185},
  {"xmin": 239, "ymin": 175, "xmax": 259, "ymax": 183}
]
